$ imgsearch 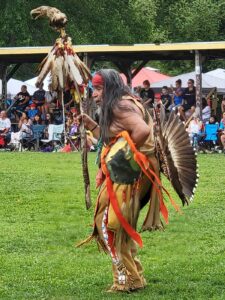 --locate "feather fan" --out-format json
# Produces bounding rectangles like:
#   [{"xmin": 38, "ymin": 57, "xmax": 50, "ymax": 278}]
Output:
[{"xmin": 156, "ymin": 109, "xmax": 199, "ymax": 205}]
